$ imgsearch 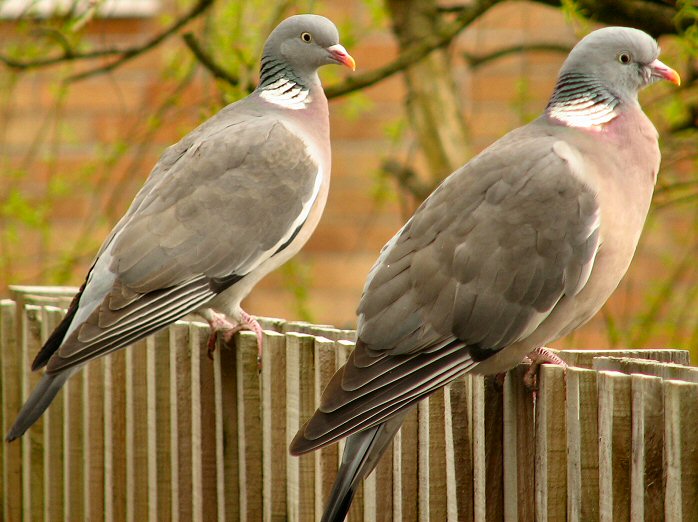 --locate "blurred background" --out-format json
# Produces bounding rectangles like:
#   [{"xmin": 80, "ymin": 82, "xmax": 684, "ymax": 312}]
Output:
[{"xmin": 0, "ymin": 0, "xmax": 696, "ymax": 357}]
